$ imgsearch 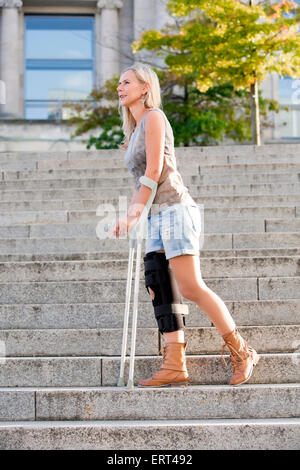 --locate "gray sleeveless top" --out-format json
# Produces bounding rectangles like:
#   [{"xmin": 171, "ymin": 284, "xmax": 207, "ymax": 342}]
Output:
[{"xmin": 124, "ymin": 107, "xmax": 194, "ymax": 217}]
